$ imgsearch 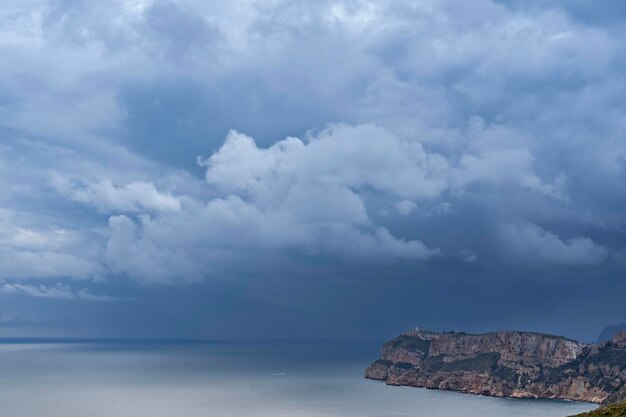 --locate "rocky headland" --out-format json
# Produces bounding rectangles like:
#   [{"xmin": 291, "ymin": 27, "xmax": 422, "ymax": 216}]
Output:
[{"xmin": 366, "ymin": 329, "xmax": 626, "ymax": 404}]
